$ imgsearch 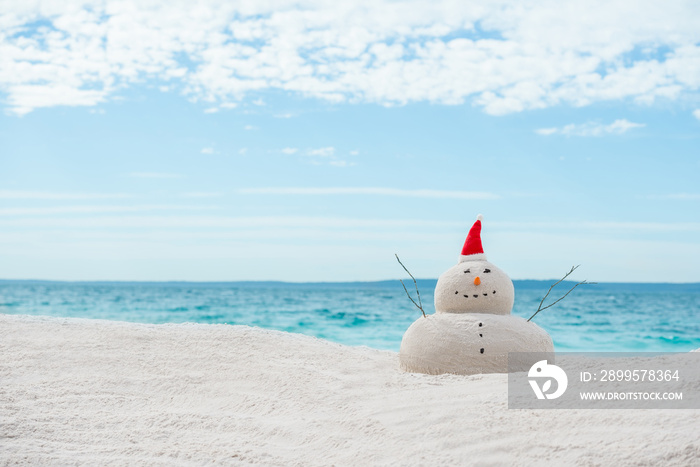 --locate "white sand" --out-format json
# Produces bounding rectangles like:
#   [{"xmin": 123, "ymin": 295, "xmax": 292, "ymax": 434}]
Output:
[{"xmin": 1, "ymin": 314, "xmax": 698, "ymax": 466}]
